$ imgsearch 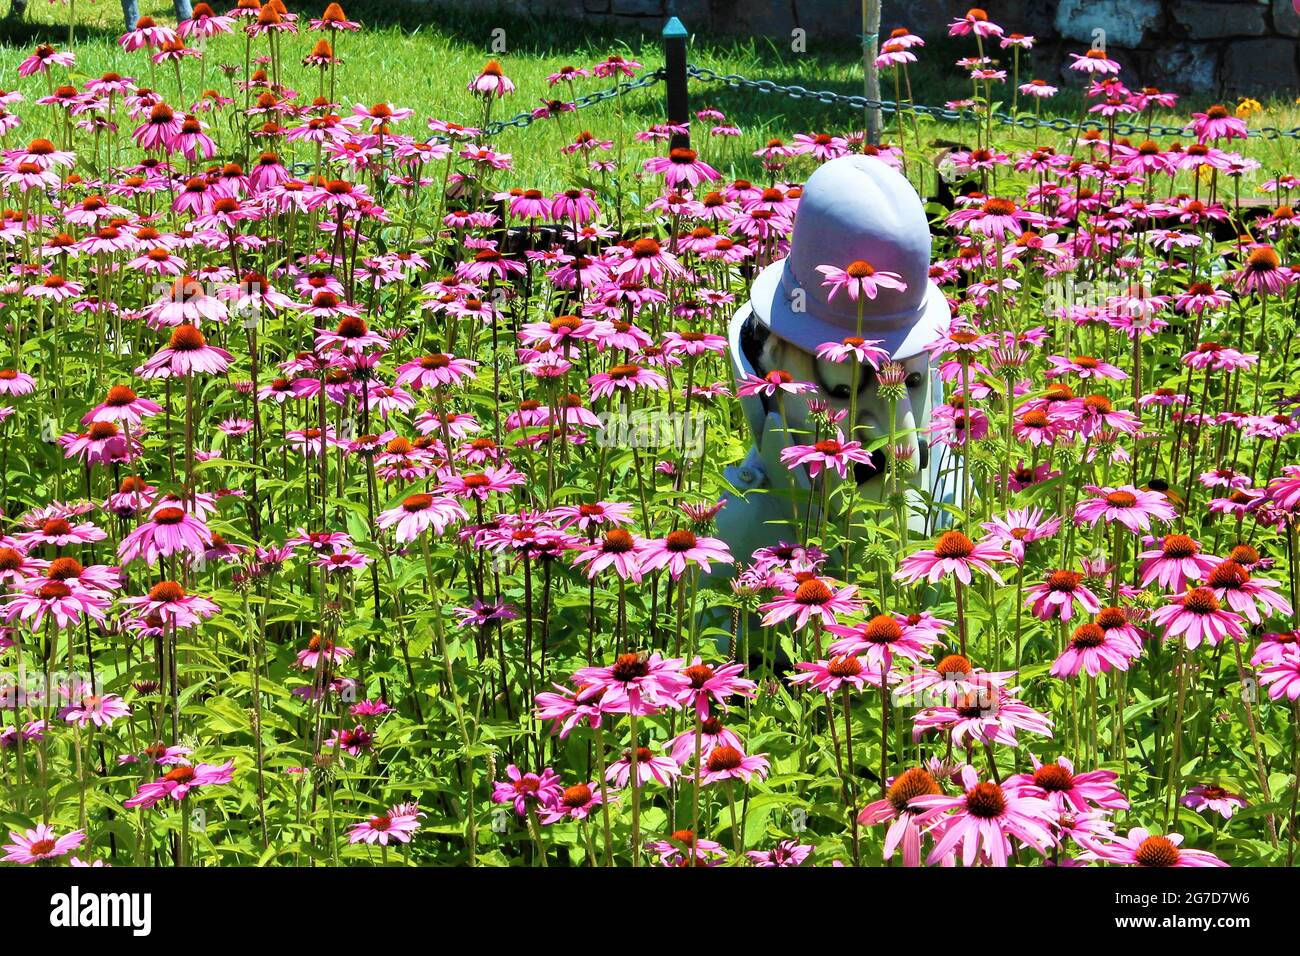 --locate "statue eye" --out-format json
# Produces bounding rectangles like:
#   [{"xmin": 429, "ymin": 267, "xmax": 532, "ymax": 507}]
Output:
[
  {"xmin": 829, "ymin": 384, "xmax": 852, "ymax": 400},
  {"xmin": 905, "ymin": 372, "xmax": 924, "ymax": 389}
]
